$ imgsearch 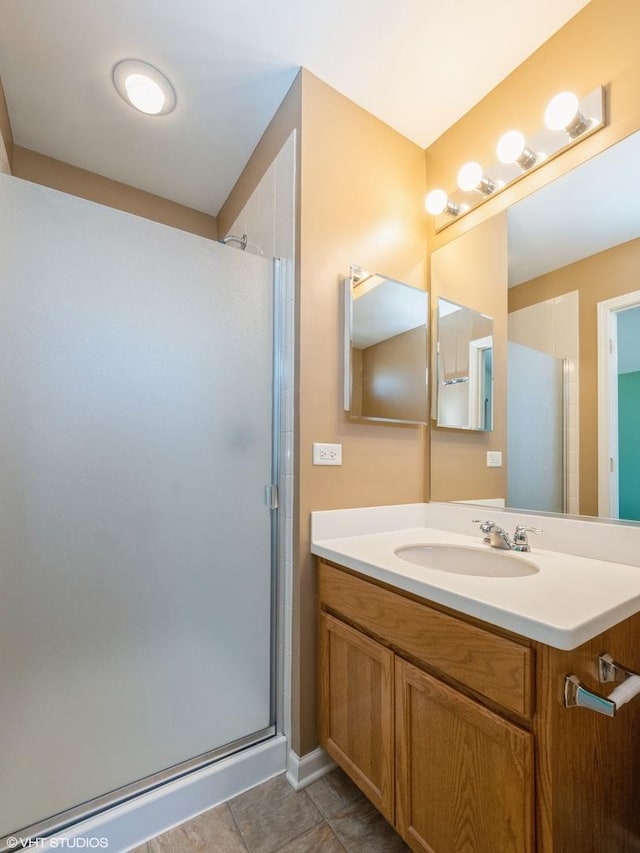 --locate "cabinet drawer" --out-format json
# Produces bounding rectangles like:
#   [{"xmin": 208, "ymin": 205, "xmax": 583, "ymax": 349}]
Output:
[{"xmin": 319, "ymin": 561, "xmax": 533, "ymax": 718}]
